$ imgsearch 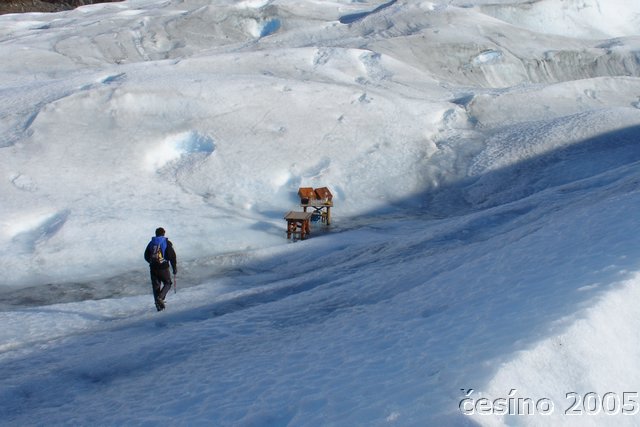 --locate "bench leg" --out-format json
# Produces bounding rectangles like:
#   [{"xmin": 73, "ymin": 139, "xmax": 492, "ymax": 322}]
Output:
[
  {"xmin": 287, "ymin": 220, "xmax": 297, "ymax": 239},
  {"xmin": 286, "ymin": 219, "xmax": 313, "ymax": 240}
]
